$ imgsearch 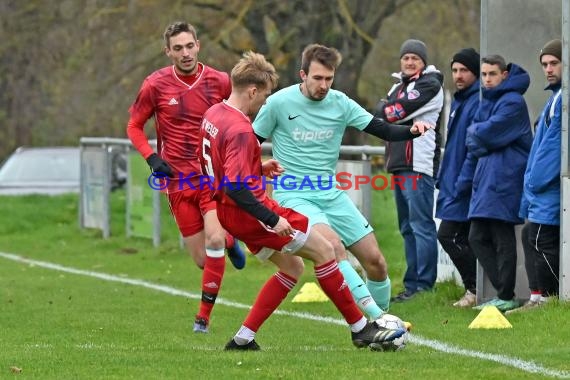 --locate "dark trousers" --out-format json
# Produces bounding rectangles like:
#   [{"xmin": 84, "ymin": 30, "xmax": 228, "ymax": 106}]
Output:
[
  {"xmin": 437, "ymin": 220, "xmax": 477, "ymax": 294},
  {"xmin": 522, "ymin": 222, "xmax": 559, "ymax": 296},
  {"xmin": 521, "ymin": 222, "xmax": 538, "ymax": 291},
  {"xmin": 468, "ymin": 218, "xmax": 517, "ymax": 300}
]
